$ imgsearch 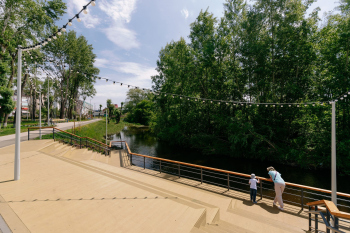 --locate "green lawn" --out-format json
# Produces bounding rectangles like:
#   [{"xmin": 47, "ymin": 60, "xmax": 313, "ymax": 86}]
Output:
[
  {"xmin": 0, "ymin": 127, "xmax": 28, "ymax": 137},
  {"xmin": 38, "ymin": 118, "xmax": 129, "ymax": 144}
]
